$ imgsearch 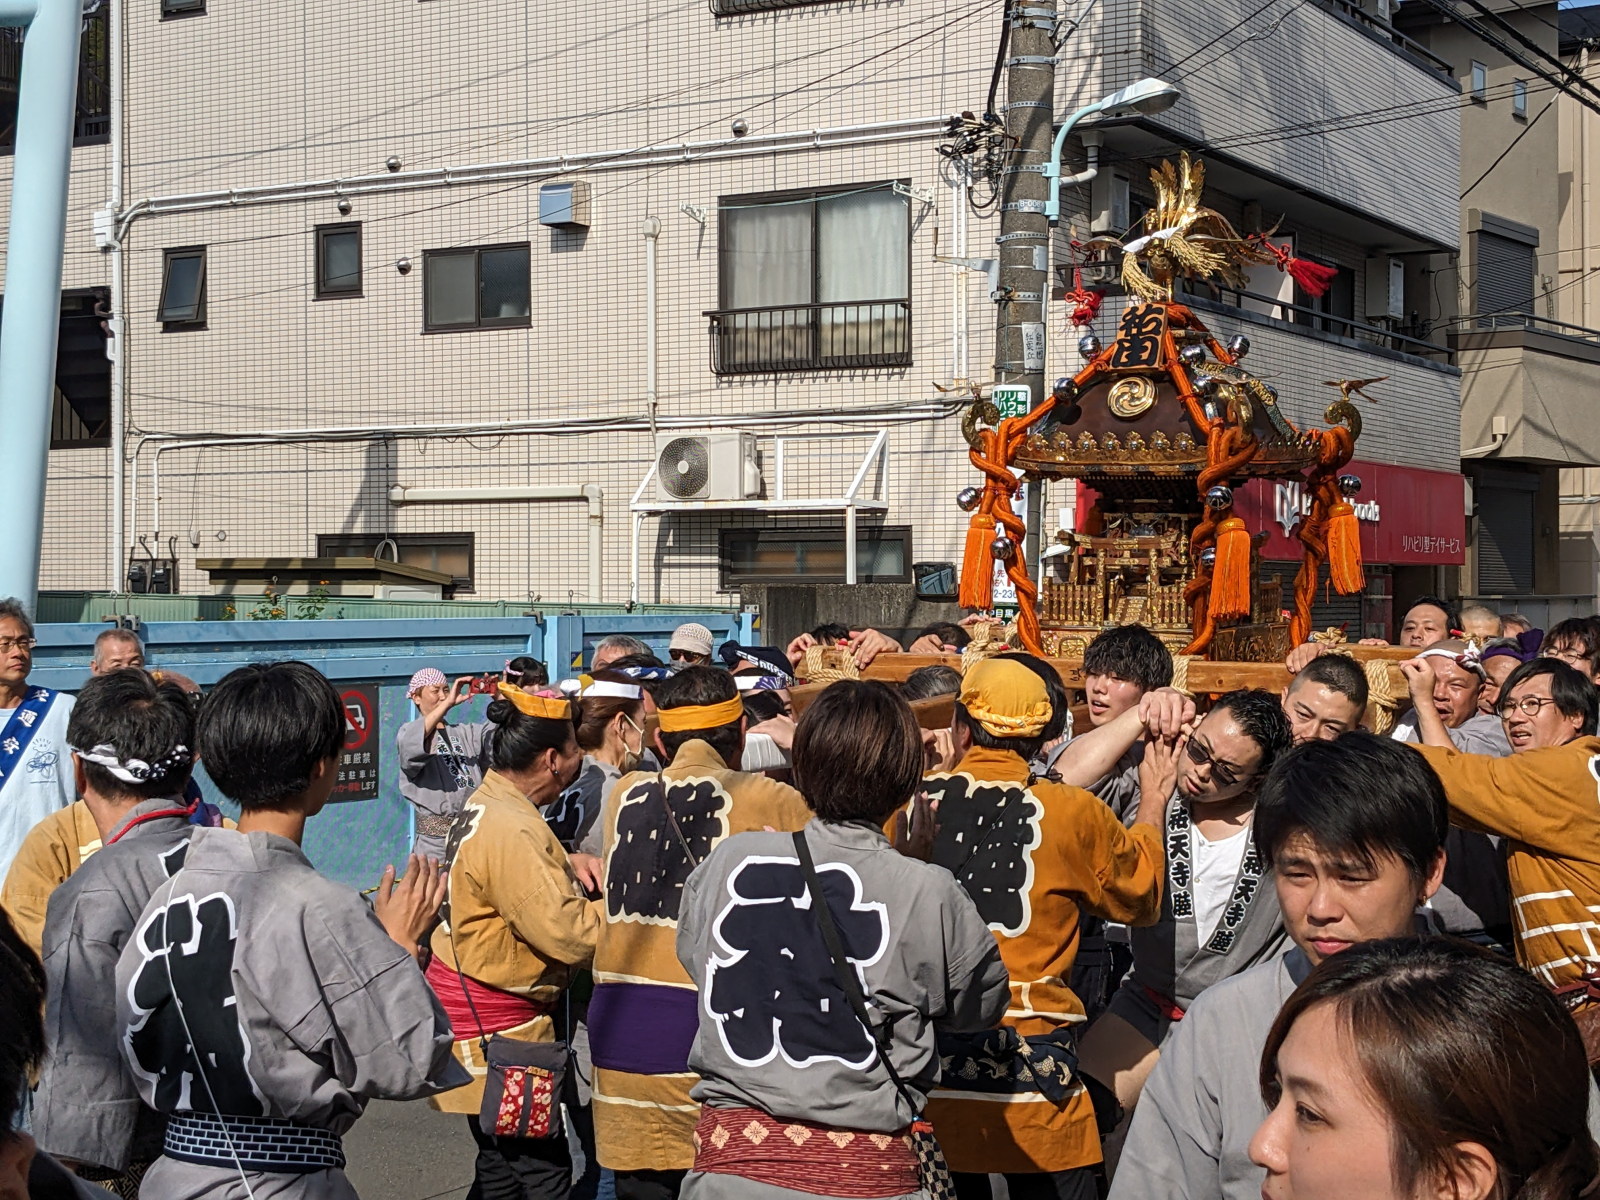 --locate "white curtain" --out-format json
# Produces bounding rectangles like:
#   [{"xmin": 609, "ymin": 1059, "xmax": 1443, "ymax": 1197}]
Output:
[
  {"xmin": 723, "ymin": 202, "xmax": 812, "ymax": 308},
  {"xmin": 818, "ymin": 189, "xmax": 908, "ymax": 358}
]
